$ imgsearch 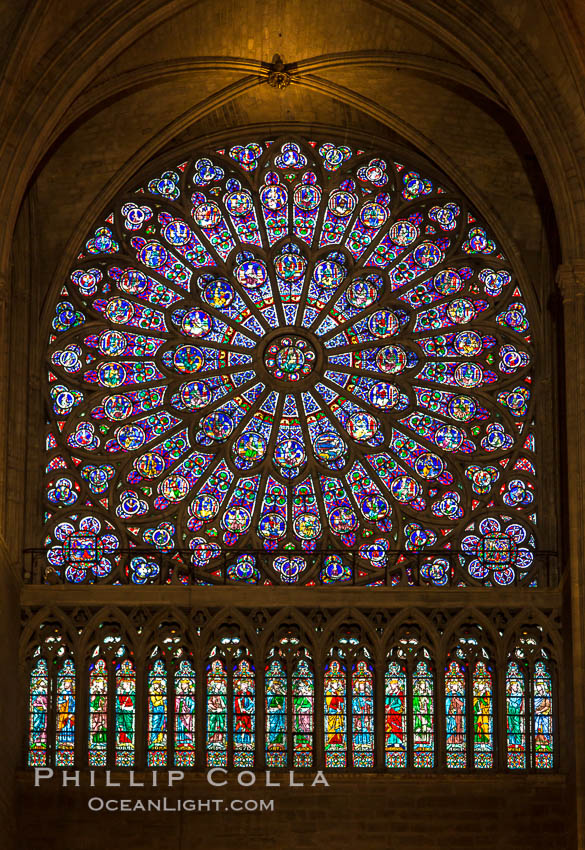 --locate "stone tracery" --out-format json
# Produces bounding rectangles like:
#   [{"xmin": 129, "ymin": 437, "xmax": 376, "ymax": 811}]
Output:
[{"xmin": 43, "ymin": 137, "xmax": 538, "ymax": 588}]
